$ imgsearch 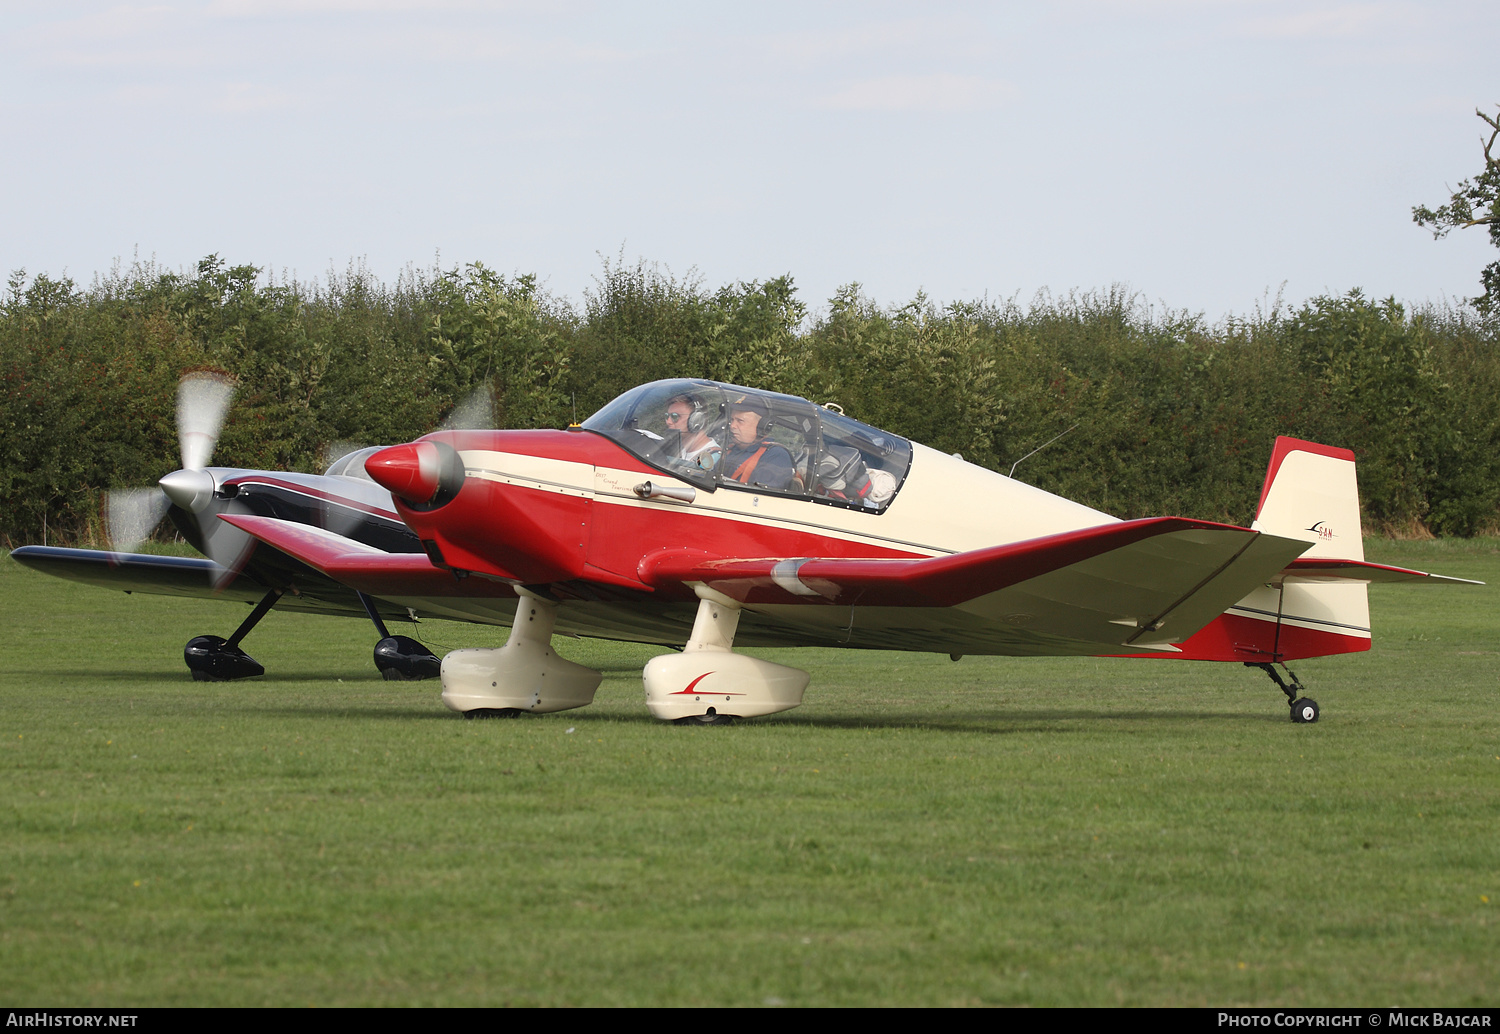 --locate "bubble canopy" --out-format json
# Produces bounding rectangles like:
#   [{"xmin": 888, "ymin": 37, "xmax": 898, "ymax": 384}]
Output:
[
  {"xmin": 581, "ymin": 379, "xmax": 911, "ymax": 512},
  {"xmin": 323, "ymin": 445, "xmax": 384, "ymax": 481}
]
